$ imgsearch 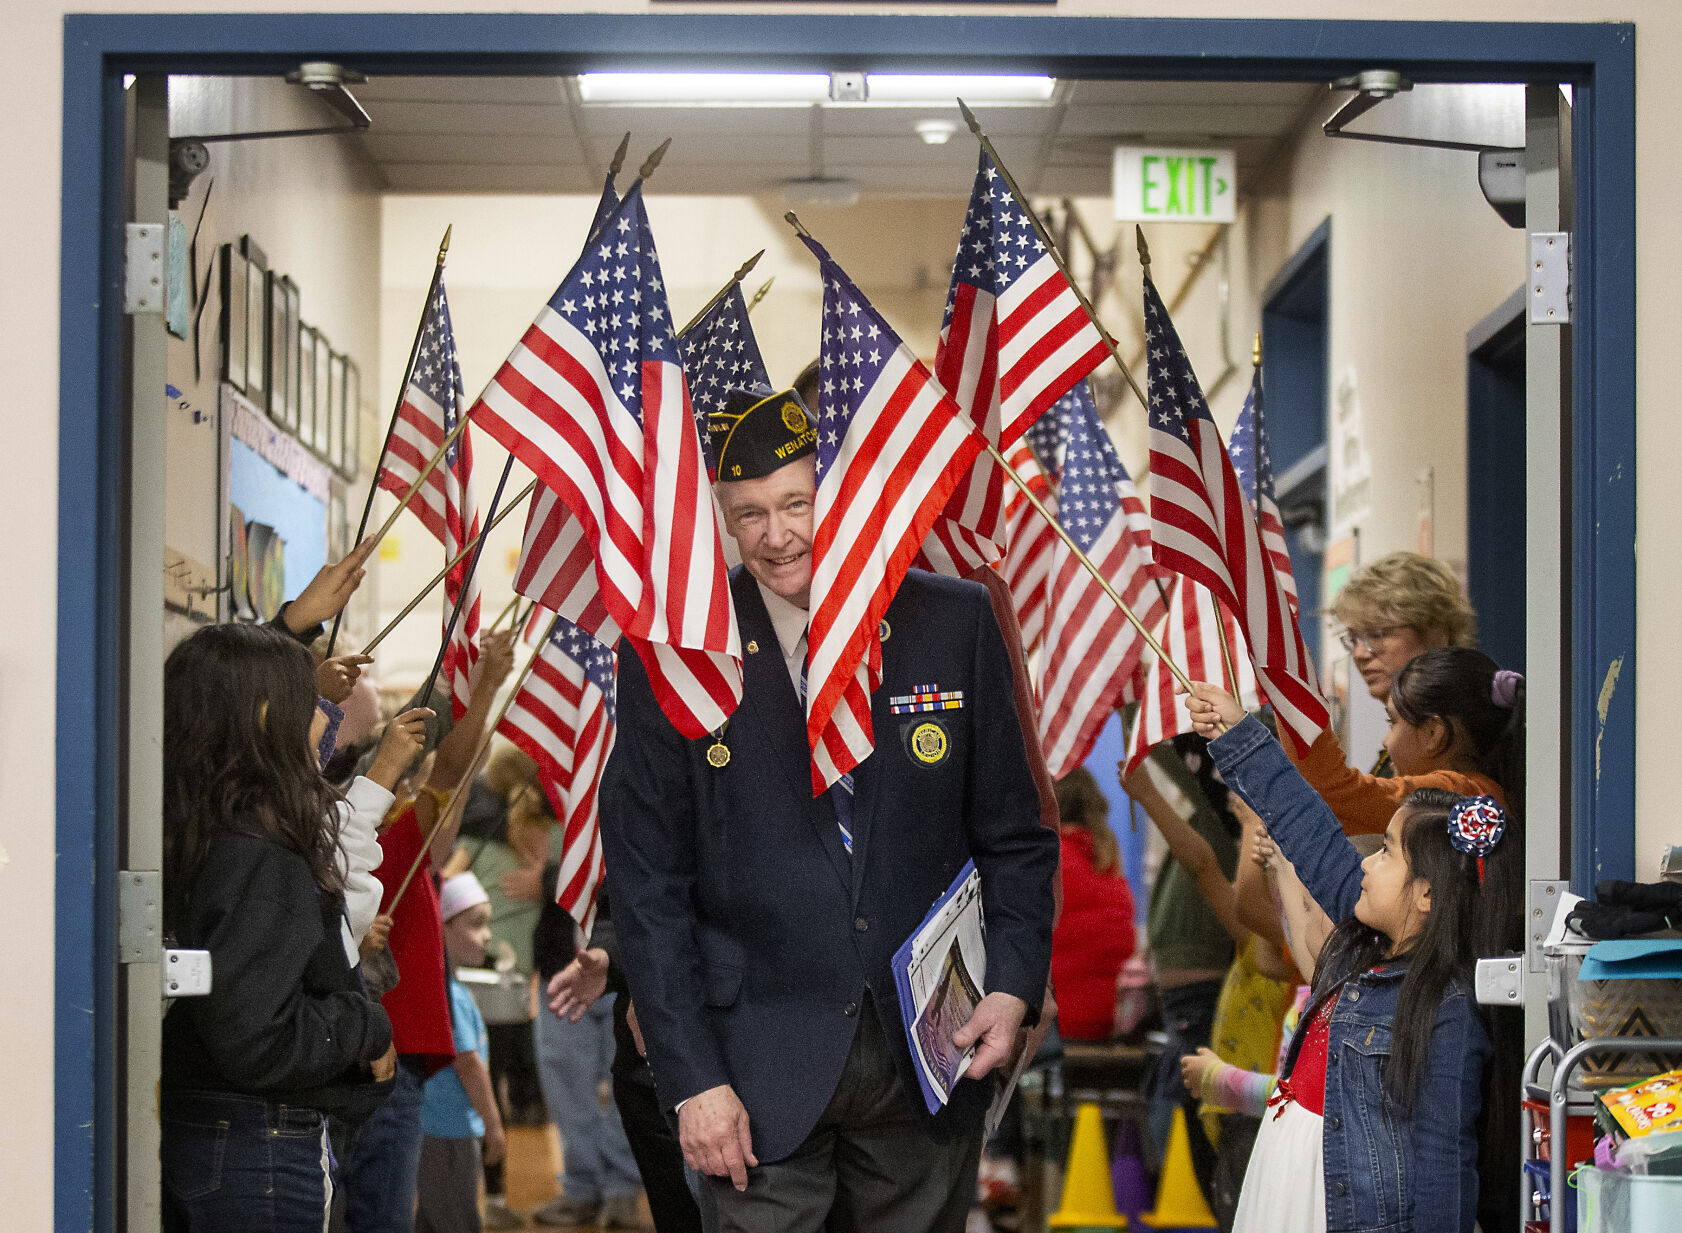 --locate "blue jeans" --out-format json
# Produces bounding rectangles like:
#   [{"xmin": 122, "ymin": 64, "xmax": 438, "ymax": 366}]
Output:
[
  {"xmin": 343, "ymin": 1056, "xmax": 427, "ymax": 1233},
  {"xmin": 535, "ymin": 995, "xmax": 641, "ymax": 1204},
  {"xmin": 162, "ymin": 1091, "xmax": 333, "ymax": 1233}
]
